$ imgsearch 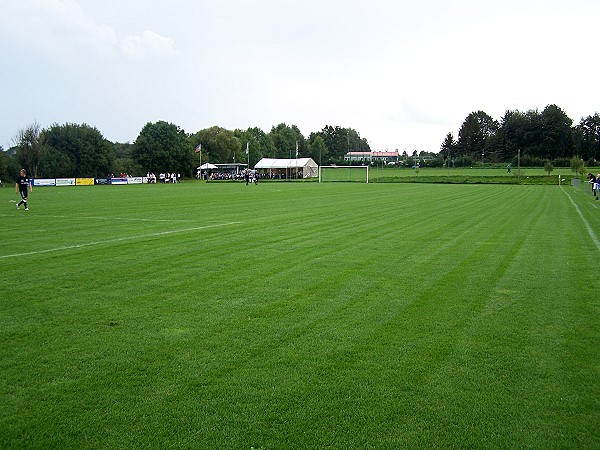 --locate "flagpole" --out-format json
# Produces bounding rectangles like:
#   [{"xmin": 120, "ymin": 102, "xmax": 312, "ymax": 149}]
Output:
[{"xmin": 195, "ymin": 143, "xmax": 202, "ymax": 180}]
